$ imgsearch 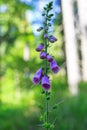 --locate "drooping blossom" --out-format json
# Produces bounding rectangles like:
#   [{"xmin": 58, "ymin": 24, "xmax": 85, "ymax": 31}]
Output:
[
  {"xmin": 50, "ymin": 60, "xmax": 60, "ymax": 74},
  {"xmin": 32, "ymin": 68, "xmax": 43, "ymax": 85},
  {"xmin": 50, "ymin": 35, "xmax": 57, "ymax": 41},
  {"xmin": 36, "ymin": 44, "xmax": 44, "ymax": 52},
  {"xmin": 46, "ymin": 54, "xmax": 53, "ymax": 62},
  {"xmin": 37, "ymin": 27, "xmax": 43, "ymax": 32},
  {"xmin": 42, "ymin": 75, "xmax": 50, "ymax": 91},
  {"xmin": 40, "ymin": 51, "xmax": 46, "ymax": 59},
  {"xmin": 49, "ymin": 35, "xmax": 57, "ymax": 43},
  {"xmin": 44, "ymin": 33, "xmax": 48, "ymax": 39}
]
